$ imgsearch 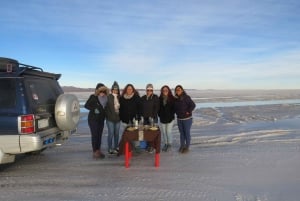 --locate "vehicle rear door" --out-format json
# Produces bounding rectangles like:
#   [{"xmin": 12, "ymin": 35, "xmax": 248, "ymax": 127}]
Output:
[{"xmin": 24, "ymin": 76, "xmax": 63, "ymax": 133}]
